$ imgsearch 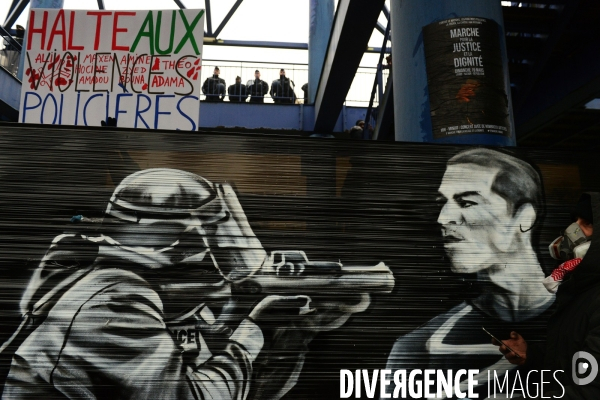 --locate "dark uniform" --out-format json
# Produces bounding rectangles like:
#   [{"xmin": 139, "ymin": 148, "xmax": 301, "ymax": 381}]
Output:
[
  {"xmin": 270, "ymin": 76, "xmax": 297, "ymax": 104},
  {"xmin": 228, "ymin": 82, "xmax": 248, "ymax": 103},
  {"xmin": 202, "ymin": 75, "xmax": 226, "ymax": 102},
  {"xmin": 247, "ymin": 79, "xmax": 269, "ymax": 104}
]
